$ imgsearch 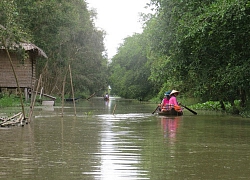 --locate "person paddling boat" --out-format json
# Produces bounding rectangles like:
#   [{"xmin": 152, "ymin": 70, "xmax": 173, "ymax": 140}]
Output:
[
  {"xmin": 160, "ymin": 90, "xmax": 172, "ymax": 112},
  {"xmin": 168, "ymin": 90, "xmax": 182, "ymax": 113}
]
